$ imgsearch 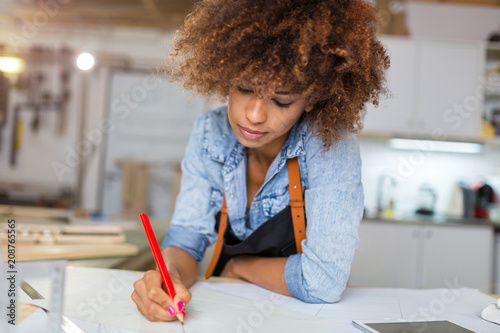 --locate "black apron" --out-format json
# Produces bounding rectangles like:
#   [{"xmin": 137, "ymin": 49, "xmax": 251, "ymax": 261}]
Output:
[{"xmin": 211, "ymin": 204, "xmax": 306, "ymax": 276}]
